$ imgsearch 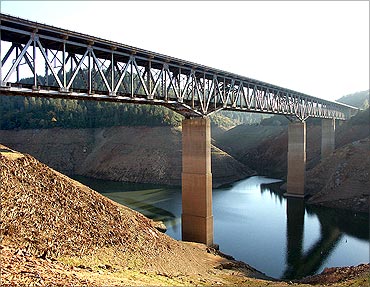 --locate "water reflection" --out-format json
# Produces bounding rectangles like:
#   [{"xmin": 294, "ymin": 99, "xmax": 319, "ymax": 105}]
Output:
[
  {"xmin": 73, "ymin": 175, "xmax": 369, "ymax": 279},
  {"xmin": 282, "ymin": 198, "xmax": 342, "ymax": 279},
  {"xmin": 285, "ymin": 198, "xmax": 305, "ymax": 278}
]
